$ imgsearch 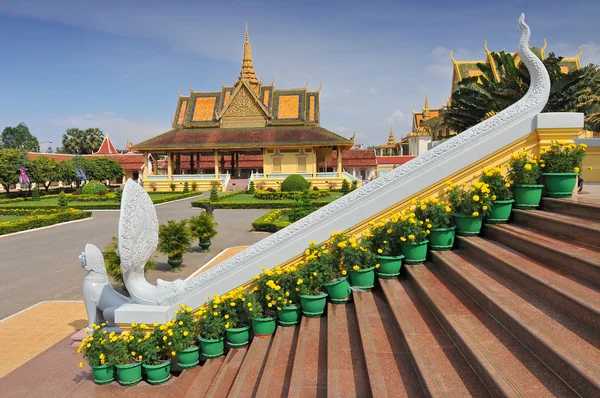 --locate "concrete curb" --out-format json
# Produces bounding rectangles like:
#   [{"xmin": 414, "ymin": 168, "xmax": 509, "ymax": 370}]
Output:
[{"xmin": 0, "ymin": 217, "xmax": 93, "ymax": 239}]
